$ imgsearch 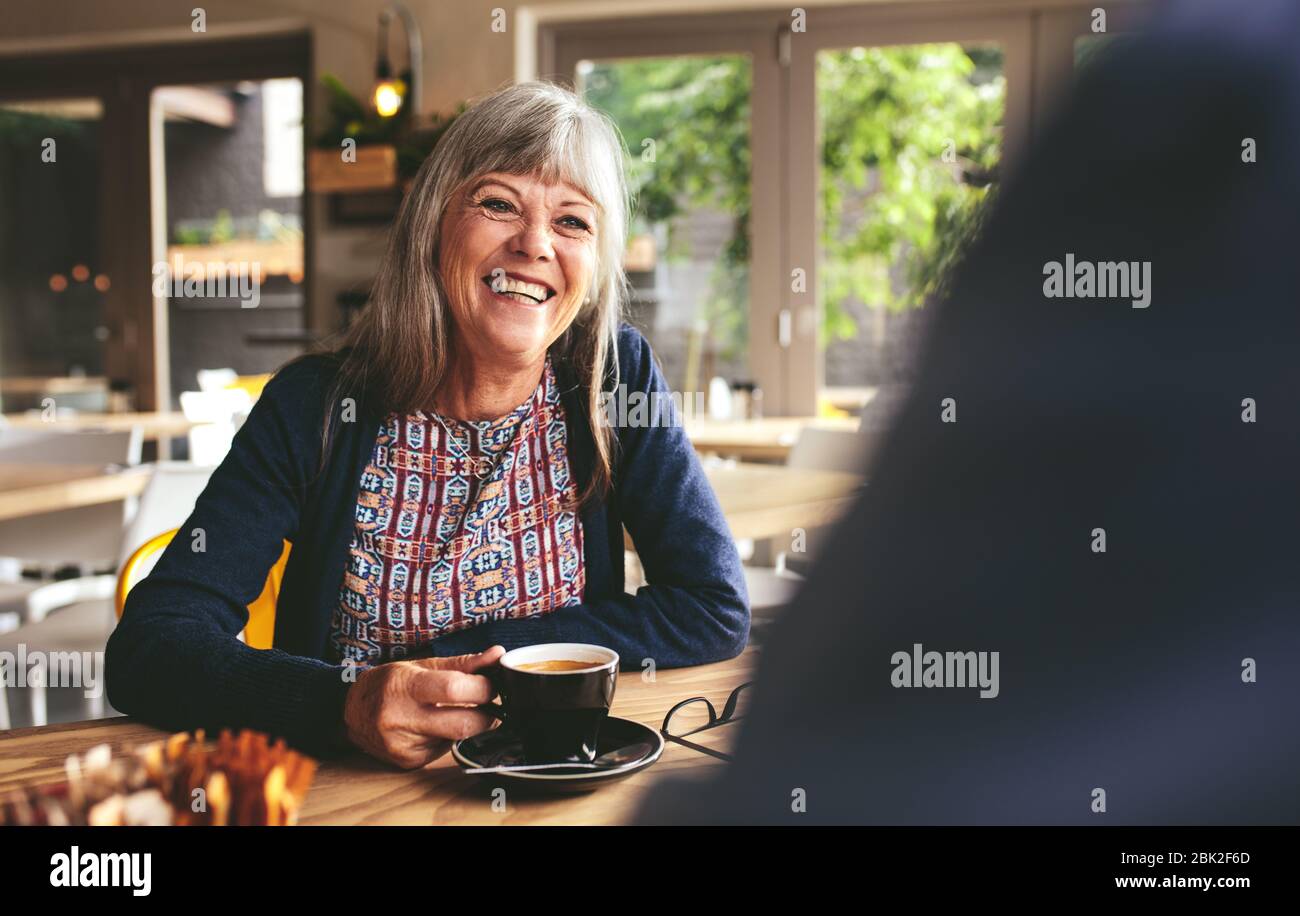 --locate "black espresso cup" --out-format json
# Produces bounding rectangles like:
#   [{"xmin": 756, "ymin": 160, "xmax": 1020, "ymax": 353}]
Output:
[{"xmin": 489, "ymin": 644, "xmax": 620, "ymax": 764}]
